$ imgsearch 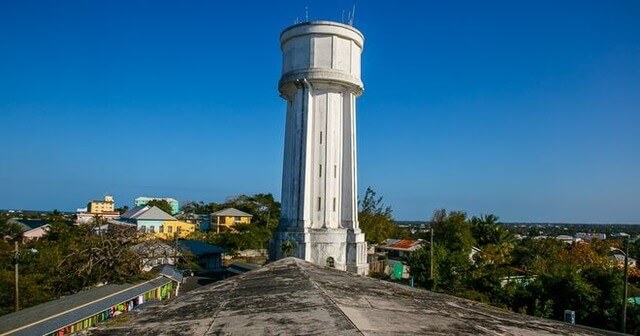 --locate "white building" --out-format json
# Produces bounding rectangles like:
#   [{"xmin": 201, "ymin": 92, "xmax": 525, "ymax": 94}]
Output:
[{"xmin": 270, "ymin": 21, "xmax": 368, "ymax": 275}]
